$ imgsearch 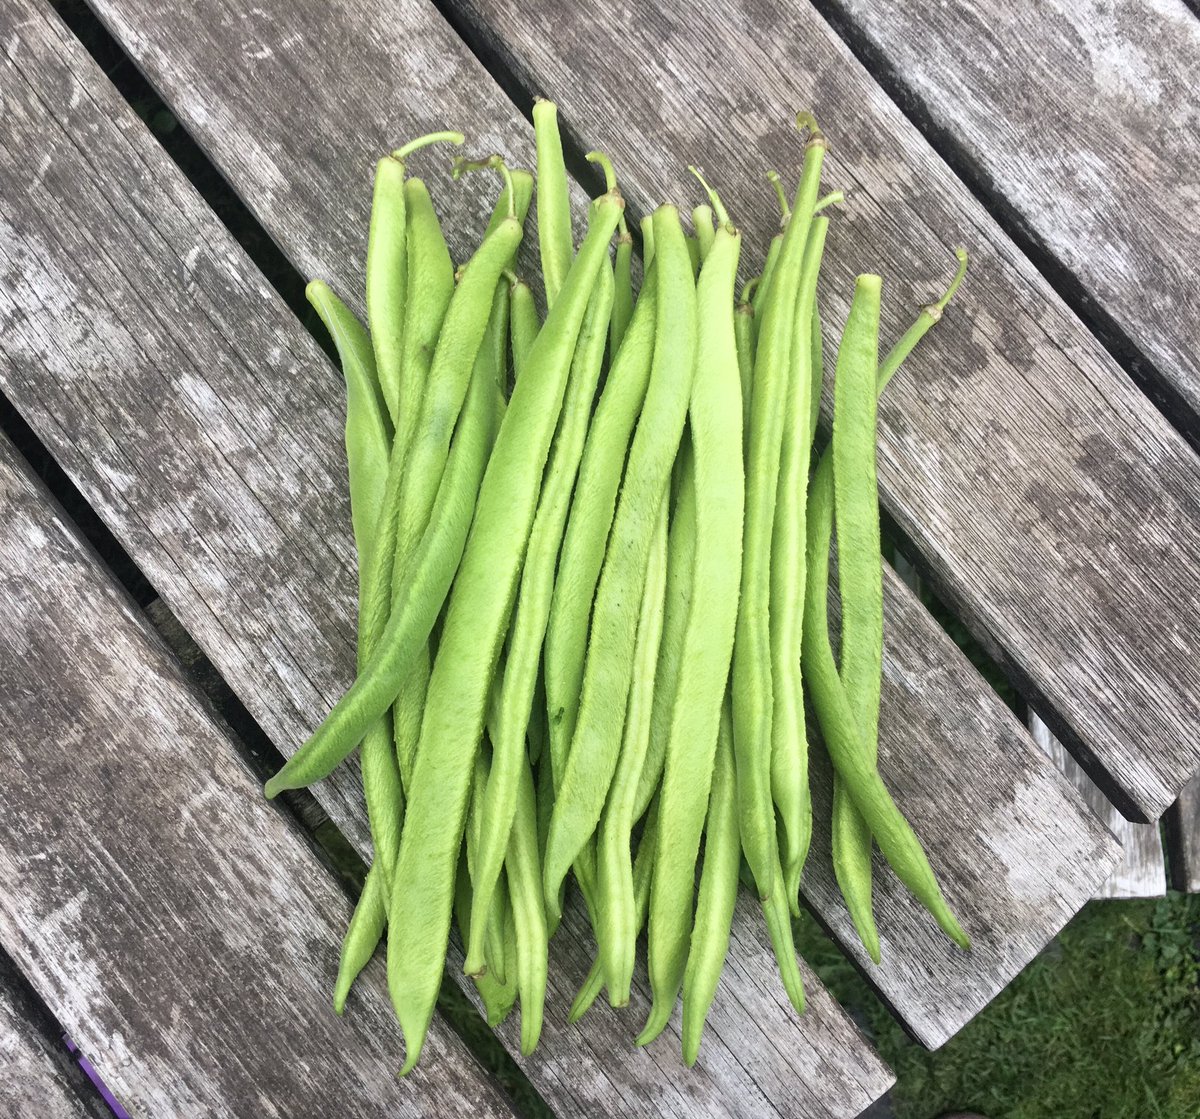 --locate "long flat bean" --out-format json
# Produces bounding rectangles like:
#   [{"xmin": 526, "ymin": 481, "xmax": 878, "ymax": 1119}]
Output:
[
  {"xmin": 732, "ymin": 117, "xmax": 826, "ymax": 902},
  {"xmin": 263, "ymin": 195, "xmax": 525, "ymax": 796},
  {"xmin": 533, "ymin": 99, "xmax": 573, "ymax": 308},
  {"xmin": 770, "ymin": 215, "xmax": 830, "ymax": 912},
  {"xmin": 543, "ymin": 204, "xmax": 697, "ymax": 918},
  {"xmin": 803, "ymin": 275, "xmax": 969, "ymax": 952},
  {"xmin": 386, "ymin": 194, "xmax": 624, "ymax": 1072},
  {"xmin": 596, "ymin": 499, "xmax": 668, "ymax": 1005},
  {"xmin": 681, "ymin": 695, "xmax": 740, "ymax": 1065},
  {"xmin": 543, "ymin": 270, "xmax": 658, "ymax": 785},
  {"xmin": 640, "ymin": 180, "xmax": 742, "ymax": 1044},
  {"xmin": 466, "ymin": 262, "xmax": 614, "ymax": 976}
]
